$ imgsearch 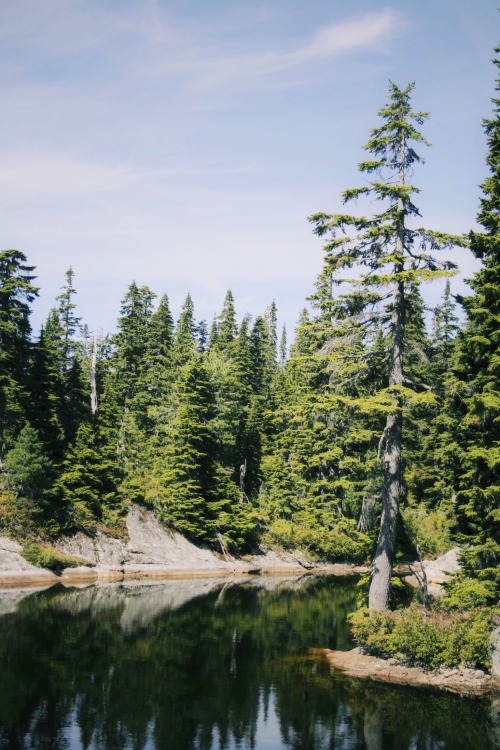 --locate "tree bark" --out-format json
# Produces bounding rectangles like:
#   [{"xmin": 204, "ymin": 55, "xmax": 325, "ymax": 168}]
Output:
[
  {"xmin": 368, "ymin": 407, "xmax": 403, "ymax": 610},
  {"xmin": 90, "ymin": 334, "xmax": 98, "ymax": 415},
  {"xmin": 369, "ymin": 127, "xmax": 406, "ymax": 611},
  {"xmin": 369, "ymin": 268, "xmax": 405, "ymax": 611}
]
